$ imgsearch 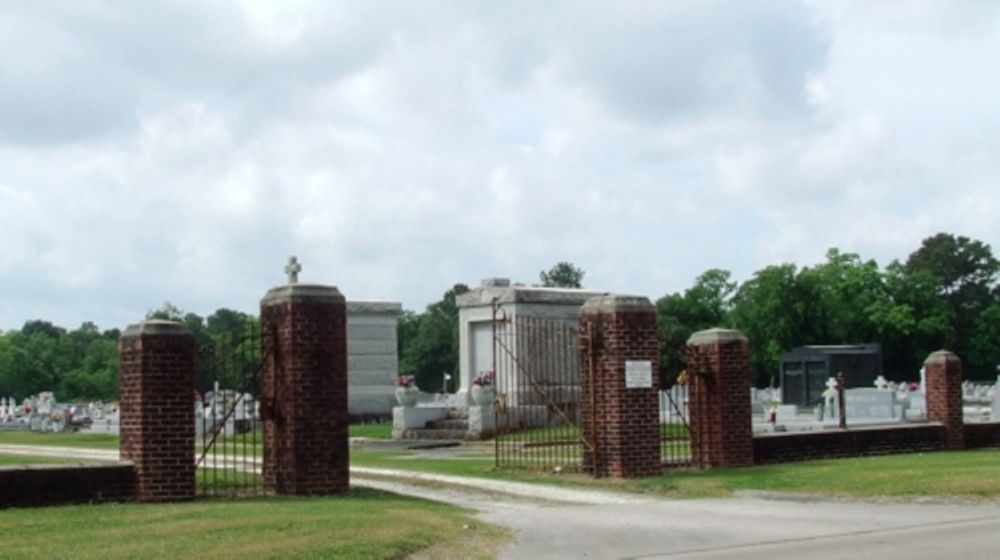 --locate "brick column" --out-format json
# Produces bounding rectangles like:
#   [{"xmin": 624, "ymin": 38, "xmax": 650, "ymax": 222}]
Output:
[
  {"xmin": 261, "ymin": 284, "xmax": 349, "ymax": 495},
  {"xmin": 924, "ymin": 350, "xmax": 964, "ymax": 450},
  {"xmin": 579, "ymin": 294, "xmax": 661, "ymax": 478},
  {"xmin": 118, "ymin": 320, "xmax": 195, "ymax": 502},
  {"xmin": 686, "ymin": 328, "xmax": 753, "ymax": 468}
]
